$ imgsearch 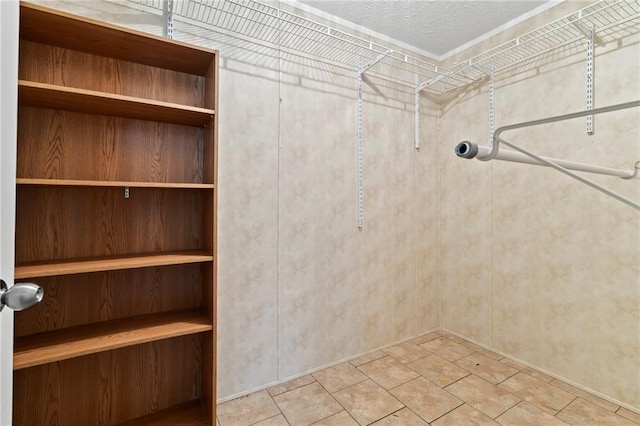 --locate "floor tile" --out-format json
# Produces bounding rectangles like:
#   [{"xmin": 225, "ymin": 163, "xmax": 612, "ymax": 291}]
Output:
[
  {"xmin": 411, "ymin": 332, "xmax": 441, "ymax": 345},
  {"xmin": 617, "ymin": 407, "xmax": 640, "ymax": 424},
  {"xmin": 432, "ymin": 404, "xmax": 499, "ymax": 425},
  {"xmin": 499, "ymin": 373, "xmax": 575, "ymax": 415},
  {"xmin": 439, "ymin": 331, "xmax": 466, "ymax": 343},
  {"xmin": 373, "ymin": 407, "xmax": 428, "ymax": 425},
  {"xmin": 549, "ymin": 379, "xmax": 619, "ymax": 412},
  {"xmin": 358, "ymin": 356, "xmax": 419, "ymax": 390},
  {"xmin": 407, "ymin": 354, "xmax": 470, "ymax": 387},
  {"xmin": 350, "ymin": 351, "xmax": 386, "ymax": 367},
  {"xmin": 420, "ymin": 337, "xmax": 474, "ymax": 362},
  {"xmin": 254, "ymin": 414, "xmax": 290, "ymax": 426},
  {"xmin": 459, "ymin": 341, "xmax": 504, "ymax": 361},
  {"xmin": 313, "ymin": 363, "xmax": 368, "ymax": 393},
  {"xmin": 268, "ymin": 375, "xmax": 316, "ymax": 397},
  {"xmin": 455, "ymin": 353, "xmax": 518, "ymax": 385},
  {"xmin": 217, "ymin": 390, "xmax": 281, "ymax": 426},
  {"xmin": 446, "ymin": 374, "xmax": 521, "ymax": 418},
  {"xmin": 496, "ymin": 401, "xmax": 569, "ymax": 425},
  {"xmin": 383, "ymin": 342, "xmax": 431, "ymax": 364},
  {"xmin": 390, "ymin": 377, "xmax": 463, "ymax": 423},
  {"xmin": 333, "ymin": 380, "xmax": 404, "ymax": 426},
  {"xmin": 273, "ymin": 382, "xmax": 342, "ymax": 425},
  {"xmin": 312, "ymin": 411, "xmax": 359, "ymax": 425},
  {"xmin": 557, "ymin": 398, "xmax": 638, "ymax": 425},
  {"xmin": 499, "ymin": 357, "xmax": 554, "ymax": 383}
]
